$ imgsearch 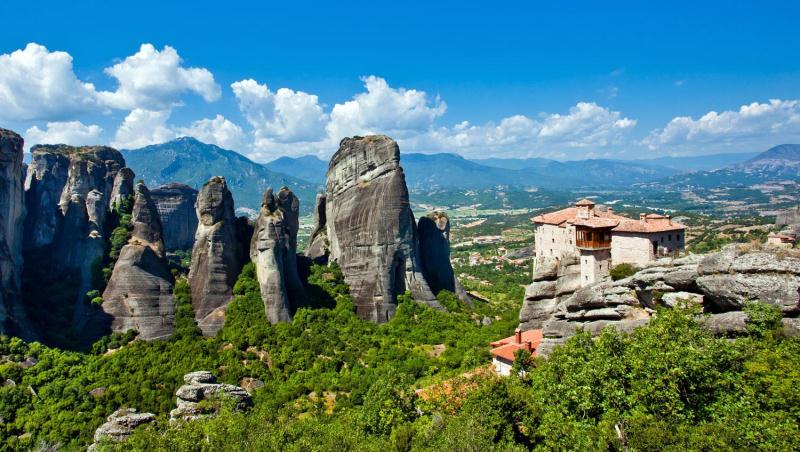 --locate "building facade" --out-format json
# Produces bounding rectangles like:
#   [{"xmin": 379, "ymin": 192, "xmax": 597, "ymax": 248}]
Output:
[{"xmin": 532, "ymin": 199, "xmax": 685, "ymax": 286}]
